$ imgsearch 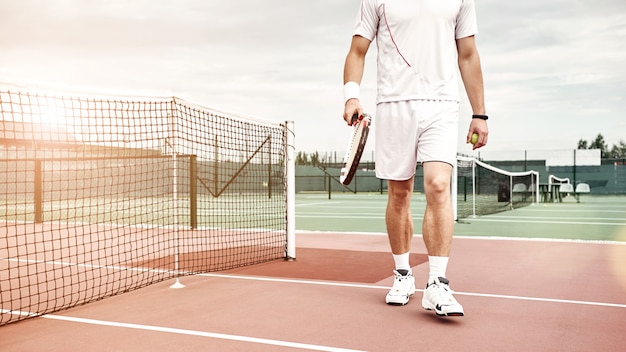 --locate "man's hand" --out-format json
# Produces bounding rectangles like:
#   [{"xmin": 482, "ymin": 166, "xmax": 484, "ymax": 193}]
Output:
[
  {"xmin": 467, "ymin": 118, "xmax": 488, "ymax": 150},
  {"xmin": 343, "ymin": 99, "xmax": 363, "ymax": 126}
]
